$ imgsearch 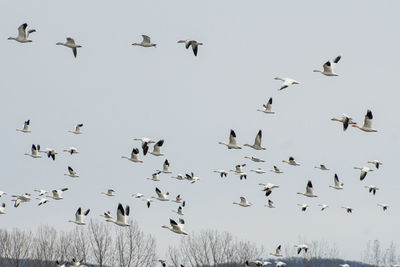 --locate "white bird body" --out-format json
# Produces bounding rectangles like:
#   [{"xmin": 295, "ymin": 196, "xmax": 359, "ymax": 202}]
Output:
[
  {"xmin": 318, "ymin": 204, "xmax": 329, "ymax": 211},
  {"xmin": 364, "ymin": 185, "xmax": 379, "ymax": 195},
  {"xmin": 314, "ymin": 164, "xmax": 329, "ymax": 170},
  {"xmin": 158, "ymin": 159, "xmax": 172, "ymax": 173},
  {"xmin": 294, "ymin": 244, "xmax": 309, "ymax": 254},
  {"xmin": 257, "ymin": 97, "xmax": 275, "ymax": 114},
  {"xmin": 270, "ymin": 245, "xmax": 282, "ymax": 257},
  {"xmin": 162, "ymin": 218, "xmax": 188, "ymax": 235},
  {"xmin": 244, "ymin": 156, "xmax": 265, "ymax": 162},
  {"xmin": 297, "ymin": 180, "xmax": 318, "ymax": 197},
  {"xmin": 270, "ymin": 166, "xmax": 284, "ymax": 174},
  {"xmin": 342, "ymin": 206, "xmax": 353, "ymax": 213},
  {"xmin": 0, "ymin": 191, "xmax": 6, "ymax": 197},
  {"xmin": 171, "ymin": 174, "xmax": 186, "ymax": 180},
  {"xmin": 24, "ymin": 144, "xmax": 41, "ymax": 158},
  {"xmin": 69, "ymin": 207, "xmax": 90, "ymax": 225},
  {"xmin": 122, "ymin": 147, "xmax": 143, "ymax": 163},
  {"xmin": 100, "ymin": 211, "xmax": 113, "ymax": 219},
  {"xmin": 106, "ymin": 203, "xmax": 130, "ymax": 226},
  {"xmin": 213, "ymin": 170, "xmax": 228, "ymax": 178},
  {"xmin": 171, "ymin": 194, "xmax": 183, "ymax": 204},
  {"xmin": 274, "ymin": 77, "xmax": 300, "ymax": 90},
  {"xmin": 251, "ymin": 168, "xmax": 266, "ymax": 174},
  {"xmin": 177, "ymin": 39, "xmax": 203, "ymax": 56},
  {"xmin": 132, "ymin": 35, "xmax": 156, "ymax": 47},
  {"xmin": 101, "ymin": 189, "xmax": 115, "ymax": 196},
  {"xmin": 63, "ymin": 147, "xmax": 79, "ymax": 155},
  {"xmin": 34, "ymin": 189, "xmax": 48, "ymax": 196},
  {"xmin": 148, "ymin": 171, "xmax": 162, "ymax": 182},
  {"xmin": 149, "ymin": 140, "xmax": 165, "ymax": 156},
  {"xmin": 378, "ymin": 203, "xmax": 388, "ymax": 211},
  {"xmin": 259, "ymin": 183, "xmax": 280, "ymax": 197},
  {"xmin": 142, "ymin": 198, "xmax": 153, "ymax": 208},
  {"xmin": 233, "ymin": 196, "xmax": 252, "ymax": 207},
  {"xmin": 47, "ymin": 188, "xmax": 68, "ymax": 200},
  {"xmin": 329, "ymin": 174, "xmax": 344, "ymax": 190},
  {"xmin": 36, "ymin": 197, "xmax": 49, "ymax": 206},
  {"xmin": 0, "ymin": 203, "xmax": 6, "ymax": 214},
  {"xmin": 8, "ymin": 23, "xmax": 36, "ymax": 43},
  {"xmin": 313, "ymin": 56, "xmax": 341, "ymax": 76},
  {"xmin": 219, "ymin": 129, "xmax": 242, "ymax": 149},
  {"xmin": 152, "ymin": 187, "xmax": 169, "ymax": 201},
  {"xmin": 68, "ymin": 124, "xmax": 83, "ymax": 134},
  {"xmin": 331, "ymin": 114, "xmax": 357, "ymax": 131},
  {"xmin": 185, "ymin": 172, "xmax": 200, "ymax": 183},
  {"xmin": 56, "ymin": 37, "xmax": 82, "ymax": 58},
  {"xmin": 352, "ymin": 110, "xmax": 377, "ymax": 132},
  {"xmin": 282, "ymin": 157, "xmax": 300, "ymax": 166},
  {"xmin": 265, "ymin": 199, "xmax": 275, "ymax": 209},
  {"xmin": 353, "ymin": 166, "xmax": 373, "ymax": 181},
  {"xmin": 244, "ymin": 130, "xmax": 266, "ymax": 150},
  {"xmin": 275, "ymin": 261, "xmax": 287, "ymax": 267},
  {"xmin": 16, "ymin": 120, "xmax": 31, "ymax": 133},
  {"xmin": 132, "ymin": 193, "xmax": 145, "ymax": 198},
  {"xmin": 298, "ymin": 203, "xmax": 309, "ymax": 211},
  {"xmin": 229, "ymin": 164, "xmax": 247, "ymax": 180},
  {"xmin": 65, "ymin": 166, "xmax": 79, "ymax": 178},
  {"xmin": 11, "ymin": 193, "xmax": 32, "ymax": 207},
  {"xmin": 133, "ymin": 137, "xmax": 155, "ymax": 144},
  {"xmin": 172, "ymin": 205, "xmax": 184, "ymax": 216},
  {"xmin": 368, "ymin": 160, "xmax": 383, "ymax": 169},
  {"xmin": 339, "ymin": 264, "xmax": 350, "ymax": 267}
]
